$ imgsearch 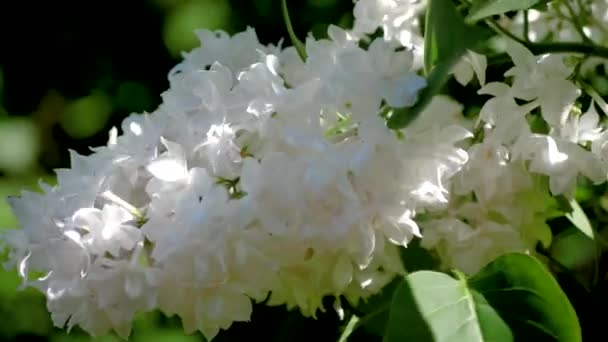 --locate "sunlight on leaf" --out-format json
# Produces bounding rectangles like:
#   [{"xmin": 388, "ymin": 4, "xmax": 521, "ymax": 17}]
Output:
[
  {"xmin": 470, "ymin": 253, "xmax": 582, "ymax": 342},
  {"xmin": 384, "ymin": 271, "xmax": 512, "ymax": 342},
  {"xmin": 565, "ymin": 199, "xmax": 594, "ymax": 240}
]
